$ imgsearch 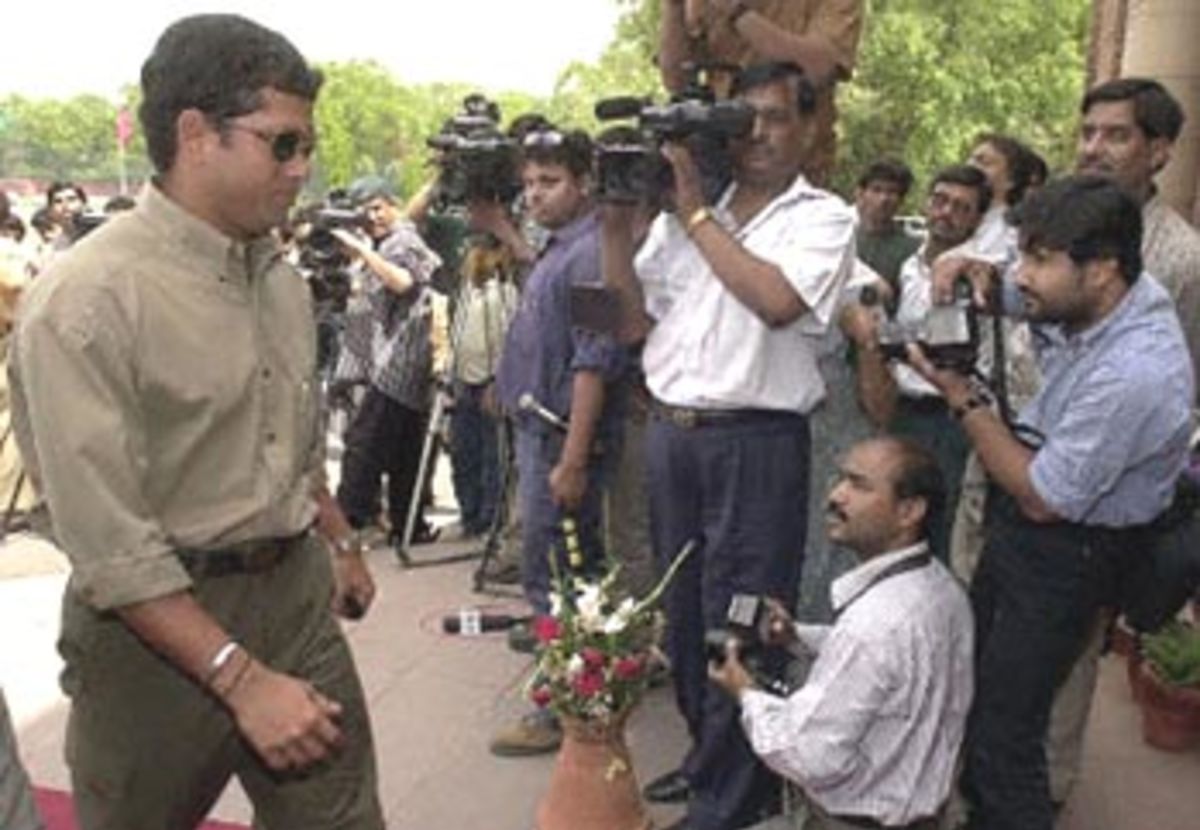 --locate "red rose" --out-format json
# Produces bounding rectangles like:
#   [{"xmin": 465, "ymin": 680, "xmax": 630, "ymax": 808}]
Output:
[
  {"xmin": 533, "ymin": 615, "xmax": 562, "ymax": 644},
  {"xmin": 581, "ymin": 647, "xmax": 607, "ymax": 669},
  {"xmin": 531, "ymin": 686, "xmax": 553, "ymax": 708},
  {"xmin": 573, "ymin": 670, "xmax": 605, "ymax": 698},
  {"xmin": 613, "ymin": 655, "xmax": 644, "ymax": 681}
]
